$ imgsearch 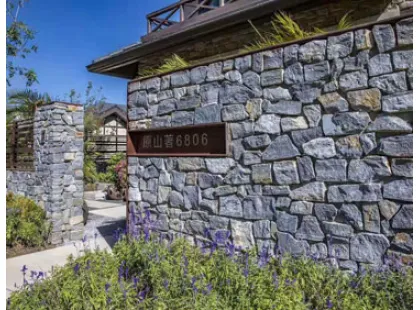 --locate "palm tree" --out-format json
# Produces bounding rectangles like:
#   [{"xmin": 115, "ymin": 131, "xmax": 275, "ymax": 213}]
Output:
[{"xmin": 6, "ymin": 89, "xmax": 52, "ymax": 122}]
